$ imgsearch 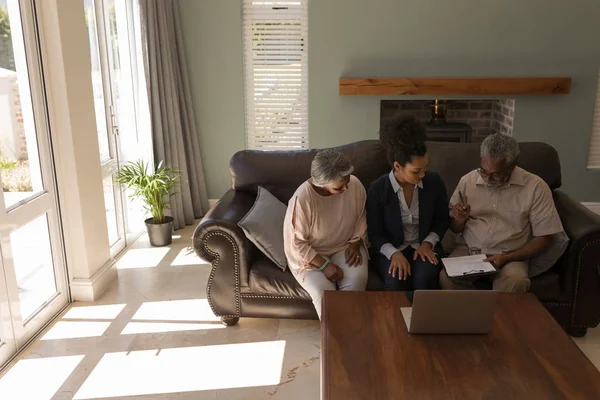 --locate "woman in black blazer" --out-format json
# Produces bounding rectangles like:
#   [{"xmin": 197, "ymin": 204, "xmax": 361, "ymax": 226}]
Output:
[{"xmin": 367, "ymin": 115, "xmax": 449, "ymax": 291}]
